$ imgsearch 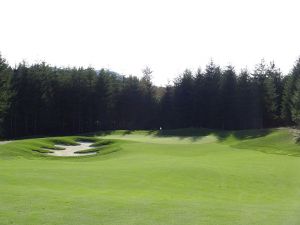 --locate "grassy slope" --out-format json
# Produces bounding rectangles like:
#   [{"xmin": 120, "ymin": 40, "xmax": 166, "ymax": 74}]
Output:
[{"xmin": 1, "ymin": 128, "xmax": 300, "ymax": 225}]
